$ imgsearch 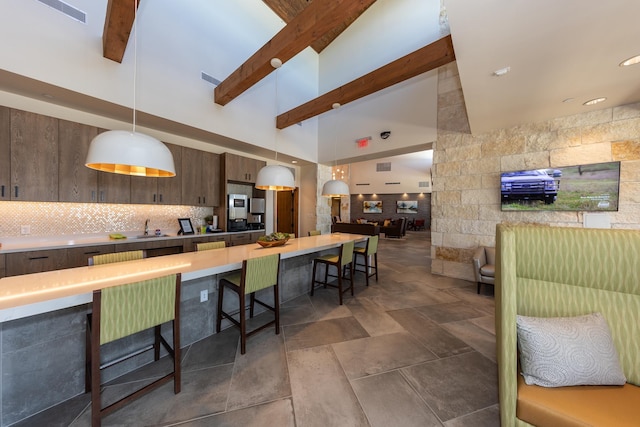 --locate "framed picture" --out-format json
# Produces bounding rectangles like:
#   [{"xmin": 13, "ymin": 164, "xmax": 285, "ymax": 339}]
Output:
[
  {"xmin": 363, "ymin": 200, "xmax": 383, "ymax": 214},
  {"xmin": 178, "ymin": 218, "xmax": 195, "ymax": 235},
  {"xmin": 397, "ymin": 200, "xmax": 418, "ymax": 213}
]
